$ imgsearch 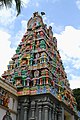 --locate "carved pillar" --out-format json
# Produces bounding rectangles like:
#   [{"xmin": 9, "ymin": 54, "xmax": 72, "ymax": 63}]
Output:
[
  {"xmin": 17, "ymin": 104, "xmax": 21, "ymax": 120},
  {"xmin": 58, "ymin": 112, "xmax": 62, "ymax": 120},
  {"xmin": 61, "ymin": 107, "xmax": 64, "ymax": 120},
  {"xmin": 38, "ymin": 106, "xmax": 42, "ymax": 120},
  {"xmin": 44, "ymin": 105, "xmax": 49, "ymax": 120},
  {"xmin": 23, "ymin": 102, "xmax": 29, "ymax": 120},
  {"xmin": 49, "ymin": 108, "xmax": 52, "ymax": 120},
  {"xmin": 30, "ymin": 101, "xmax": 36, "ymax": 119},
  {"xmin": 38, "ymin": 101, "xmax": 43, "ymax": 120},
  {"xmin": 54, "ymin": 111, "xmax": 57, "ymax": 120},
  {"xmin": 56, "ymin": 106, "xmax": 62, "ymax": 120},
  {"xmin": 32, "ymin": 108, "xmax": 35, "ymax": 118},
  {"xmin": 52, "ymin": 108, "xmax": 54, "ymax": 120},
  {"xmin": 27, "ymin": 79, "xmax": 29, "ymax": 86}
]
